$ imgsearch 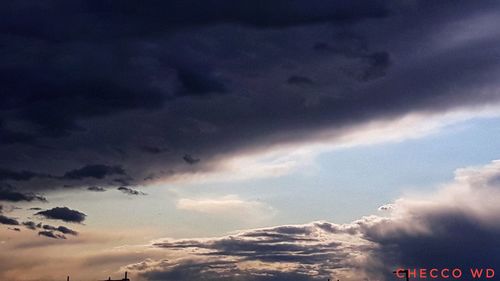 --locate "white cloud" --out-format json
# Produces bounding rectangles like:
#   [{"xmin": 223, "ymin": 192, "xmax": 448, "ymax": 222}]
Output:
[{"xmin": 176, "ymin": 195, "xmax": 275, "ymax": 220}]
